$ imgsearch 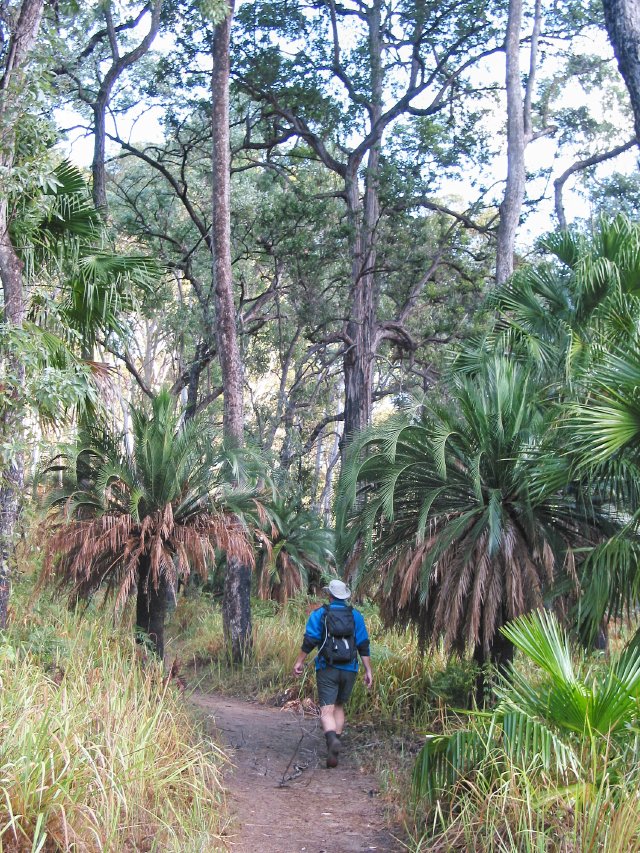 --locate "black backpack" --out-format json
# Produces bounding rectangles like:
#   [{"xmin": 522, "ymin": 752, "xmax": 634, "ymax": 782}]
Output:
[{"xmin": 318, "ymin": 604, "xmax": 357, "ymax": 665}]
